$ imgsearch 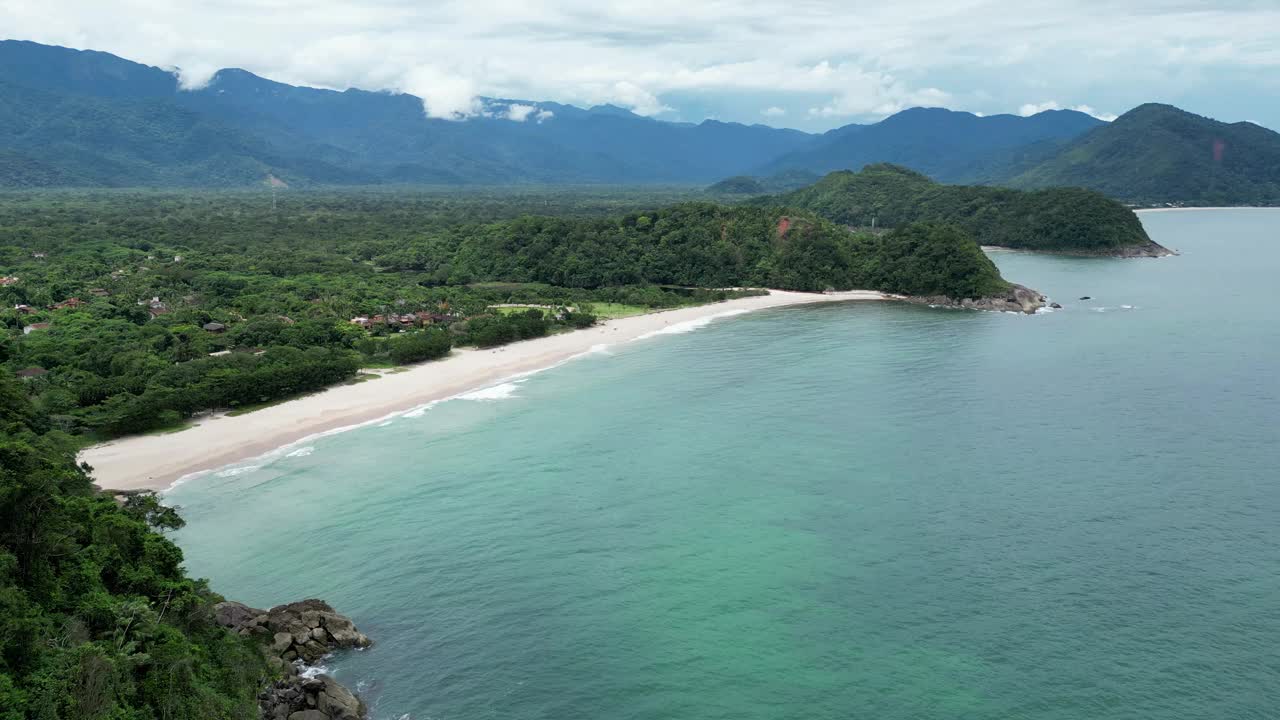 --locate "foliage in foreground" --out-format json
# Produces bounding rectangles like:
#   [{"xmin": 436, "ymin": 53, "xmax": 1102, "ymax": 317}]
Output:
[{"xmin": 0, "ymin": 375, "xmax": 267, "ymax": 718}]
